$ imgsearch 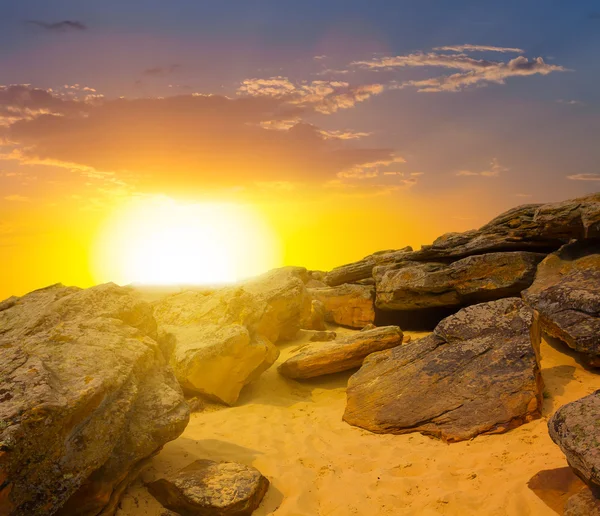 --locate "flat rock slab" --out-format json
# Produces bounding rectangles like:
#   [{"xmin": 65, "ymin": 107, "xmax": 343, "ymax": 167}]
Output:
[
  {"xmin": 147, "ymin": 460, "xmax": 269, "ymax": 516},
  {"xmin": 344, "ymin": 298, "xmax": 543, "ymax": 442},
  {"xmin": 278, "ymin": 326, "xmax": 403, "ymax": 379},
  {"xmin": 375, "ymin": 251, "xmax": 545, "ymax": 311},
  {"xmin": 308, "ymin": 284, "xmax": 375, "ymax": 329},
  {"xmin": 549, "ymin": 391, "xmax": 600, "ymax": 496},
  {"xmin": 523, "ymin": 240, "xmax": 600, "ymax": 365}
]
